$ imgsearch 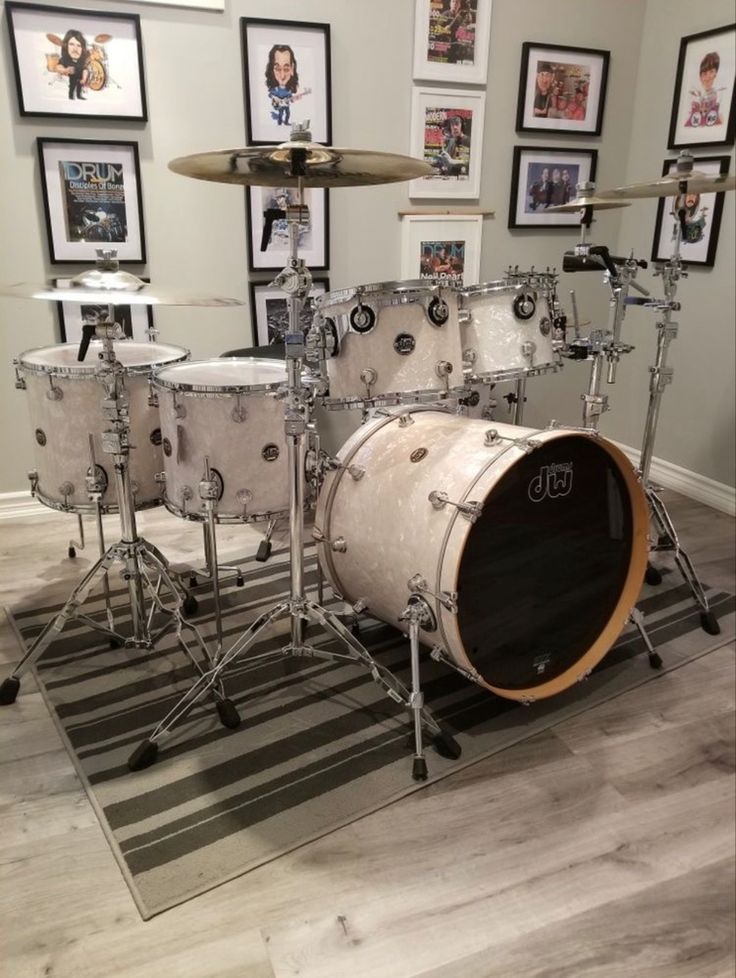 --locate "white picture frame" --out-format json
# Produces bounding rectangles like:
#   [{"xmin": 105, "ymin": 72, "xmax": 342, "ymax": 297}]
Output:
[
  {"xmin": 246, "ymin": 186, "xmax": 328, "ymax": 272},
  {"xmin": 400, "ymin": 214, "xmax": 482, "ymax": 286},
  {"xmin": 412, "ymin": 0, "xmax": 492, "ymax": 85},
  {"xmin": 410, "ymin": 86, "xmax": 486, "ymax": 199}
]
